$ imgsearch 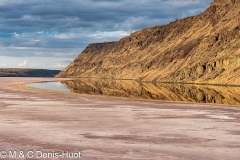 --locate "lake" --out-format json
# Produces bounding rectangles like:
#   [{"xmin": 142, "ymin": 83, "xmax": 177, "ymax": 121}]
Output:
[
  {"xmin": 27, "ymin": 81, "xmax": 70, "ymax": 92},
  {"xmin": 26, "ymin": 79, "xmax": 240, "ymax": 105}
]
